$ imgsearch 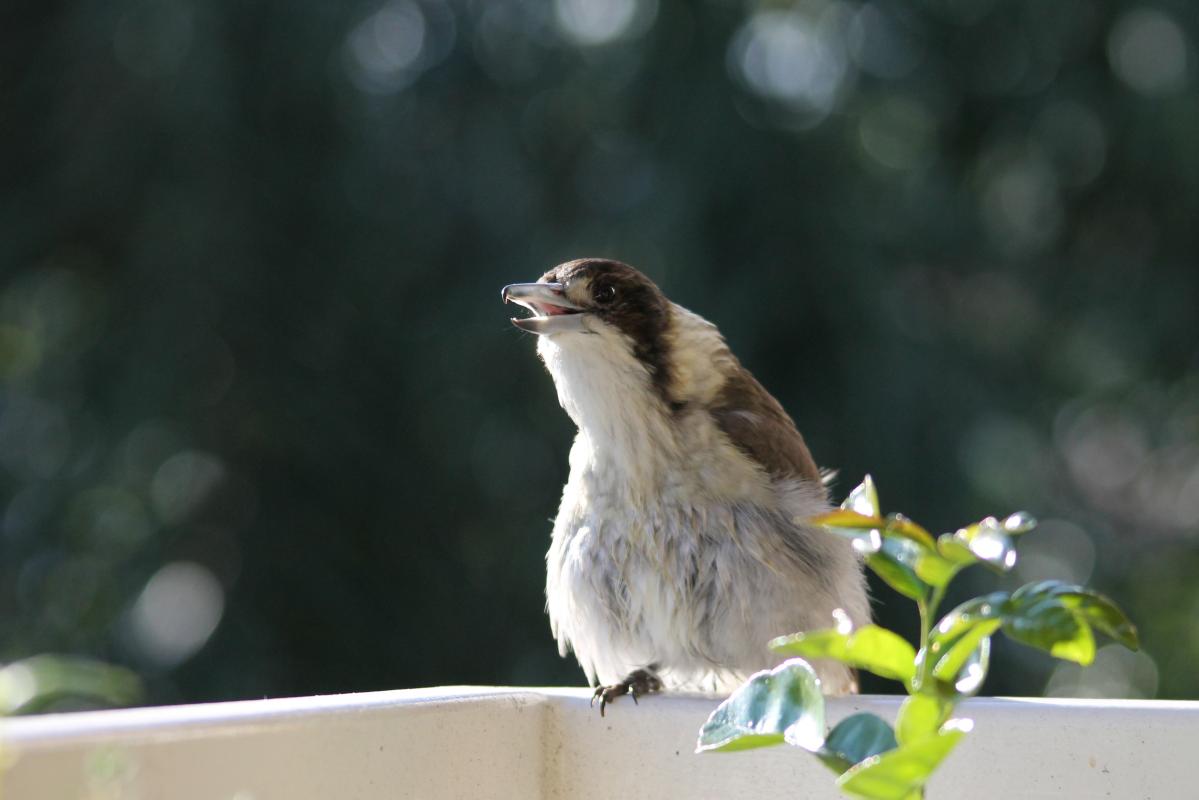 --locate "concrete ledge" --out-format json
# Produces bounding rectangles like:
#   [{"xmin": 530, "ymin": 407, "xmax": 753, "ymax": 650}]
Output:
[{"xmin": 2, "ymin": 688, "xmax": 1196, "ymax": 798}]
